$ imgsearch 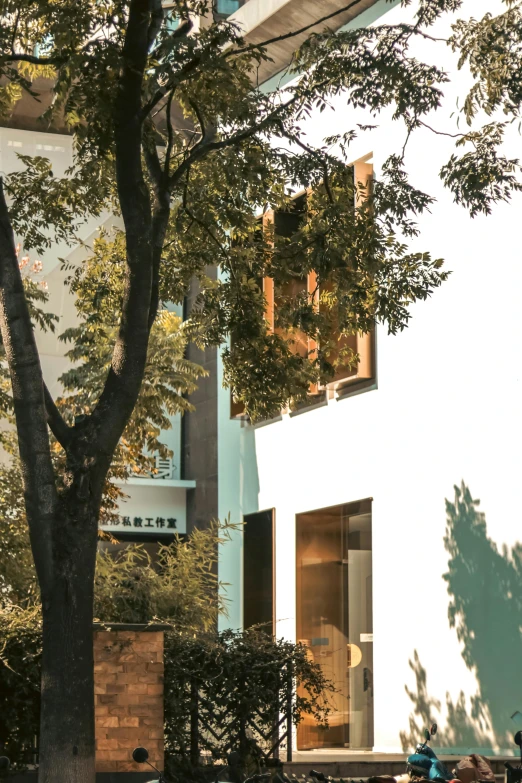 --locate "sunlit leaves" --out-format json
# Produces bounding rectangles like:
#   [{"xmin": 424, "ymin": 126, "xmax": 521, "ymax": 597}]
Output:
[
  {"xmin": 294, "ymin": 26, "xmax": 448, "ymax": 122},
  {"xmin": 58, "ymin": 230, "xmax": 205, "ymax": 479},
  {"xmin": 5, "ymin": 155, "xmax": 113, "ymax": 252},
  {"xmin": 0, "ymin": 0, "xmax": 463, "ymax": 425},
  {"xmin": 94, "ymin": 517, "xmax": 238, "ymax": 629},
  {"xmin": 441, "ymin": 123, "xmax": 522, "ymax": 216},
  {"xmin": 450, "ymin": 7, "xmax": 522, "ymax": 122}
]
